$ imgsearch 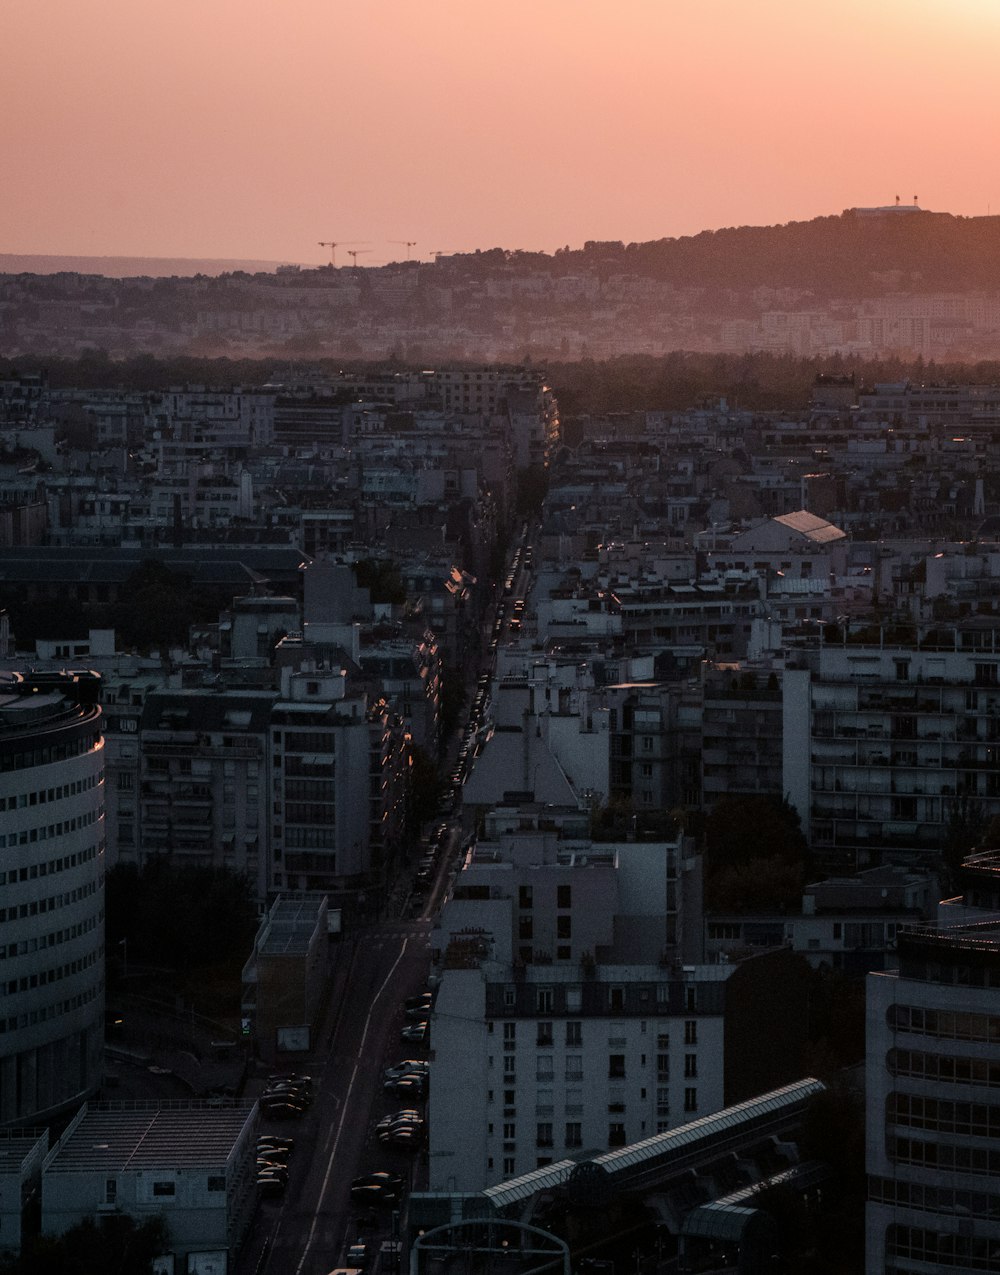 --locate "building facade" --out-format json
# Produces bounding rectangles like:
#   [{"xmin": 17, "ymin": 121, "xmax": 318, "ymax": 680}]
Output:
[{"xmin": 0, "ymin": 672, "xmax": 105, "ymax": 1127}]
